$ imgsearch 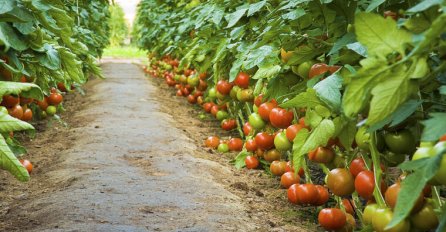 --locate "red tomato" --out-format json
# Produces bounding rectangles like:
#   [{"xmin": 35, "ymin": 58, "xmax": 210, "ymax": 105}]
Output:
[
  {"xmin": 385, "ymin": 182, "xmax": 424, "ymax": 214},
  {"xmin": 216, "ymin": 80, "xmax": 233, "ymax": 95},
  {"xmin": 354, "ymin": 170, "xmax": 376, "ymax": 200},
  {"xmin": 245, "ymin": 156, "xmax": 259, "ymax": 169},
  {"xmin": 187, "ymin": 95, "xmax": 197, "ymax": 104},
  {"xmin": 270, "ymin": 160, "xmax": 287, "ymax": 176},
  {"xmin": 287, "ymin": 184, "xmax": 300, "ymax": 204},
  {"xmin": 203, "ymin": 102, "xmax": 214, "ymax": 113},
  {"xmin": 204, "ymin": 136, "xmax": 220, "ymax": 149},
  {"xmin": 48, "ymin": 92, "xmax": 63, "ymax": 105},
  {"xmin": 21, "ymin": 108, "xmax": 33, "ymax": 121},
  {"xmin": 258, "ymin": 102, "xmax": 277, "ymax": 121},
  {"xmin": 255, "ymin": 132, "xmax": 275, "ymax": 150},
  {"xmin": 197, "ymin": 79, "xmax": 208, "ymax": 91},
  {"xmin": 176, "ymin": 89, "xmax": 183, "ymax": 96},
  {"xmin": 210, "ymin": 105, "xmax": 219, "ymax": 116},
  {"xmin": 439, "ymin": 134, "xmax": 446, "ymax": 141},
  {"xmin": 20, "ymin": 159, "xmax": 33, "ymax": 174},
  {"xmin": 243, "ymin": 122, "xmax": 253, "ymax": 136},
  {"xmin": 281, "ymin": 171, "xmax": 300, "ymax": 189},
  {"xmin": 221, "ymin": 119, "xmax": 237, "ymax": 131},
  {"xmin": 269, "ymin": 108, "xmax": 294, "ymax": 129},
  {"xmin": 314, "ymin": 185, "xmax": 329, "ymax": 206},
  {"xmin": 296, "ymin": 183, "xmax": 319, "ymax": 205},
  {"xmin": 349, "ymin": 157, "xmax": 367, "ymax": 177},
  {"xmin": 318, "ymin": 208, "xmax": 347, "ymax": 231},
  {"xmin": 1, "ymin": 95, "xmax": 19, "ymax": 108},
  {"xmin": 8, "ymin": 105, "xmax": 23, "ymax": 119},
  {"xmin": 327, "ymin": 168, "xmax": 355, "ymax": 196},
  {"xmin": 228, "ymin": 138, "xmax": 243, "ymax": 151},
  {"xmin": 309, "ymin": 63, "xmax": 330, "ymax": 79},
  {"xmin": 286, "ymin": 124, "xmax": 303, "ymax": 142},
  {"xmin": 308, "ymin": 147, "xmax": 335, "ymax": 164},
  {"xmin": 234, "ymin": 72, "xmax": 250, "ymax": 88},
  {"xmin": 342, "ymin": 199, "xmax": 355, "ymax": 215},
  {"xmin": 245, "ymin": 139, "xmax": 257, "ymax": 152},
  {"xmin": 254, "ymin": 94, "xmax": 263, "ymax": 107}
]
